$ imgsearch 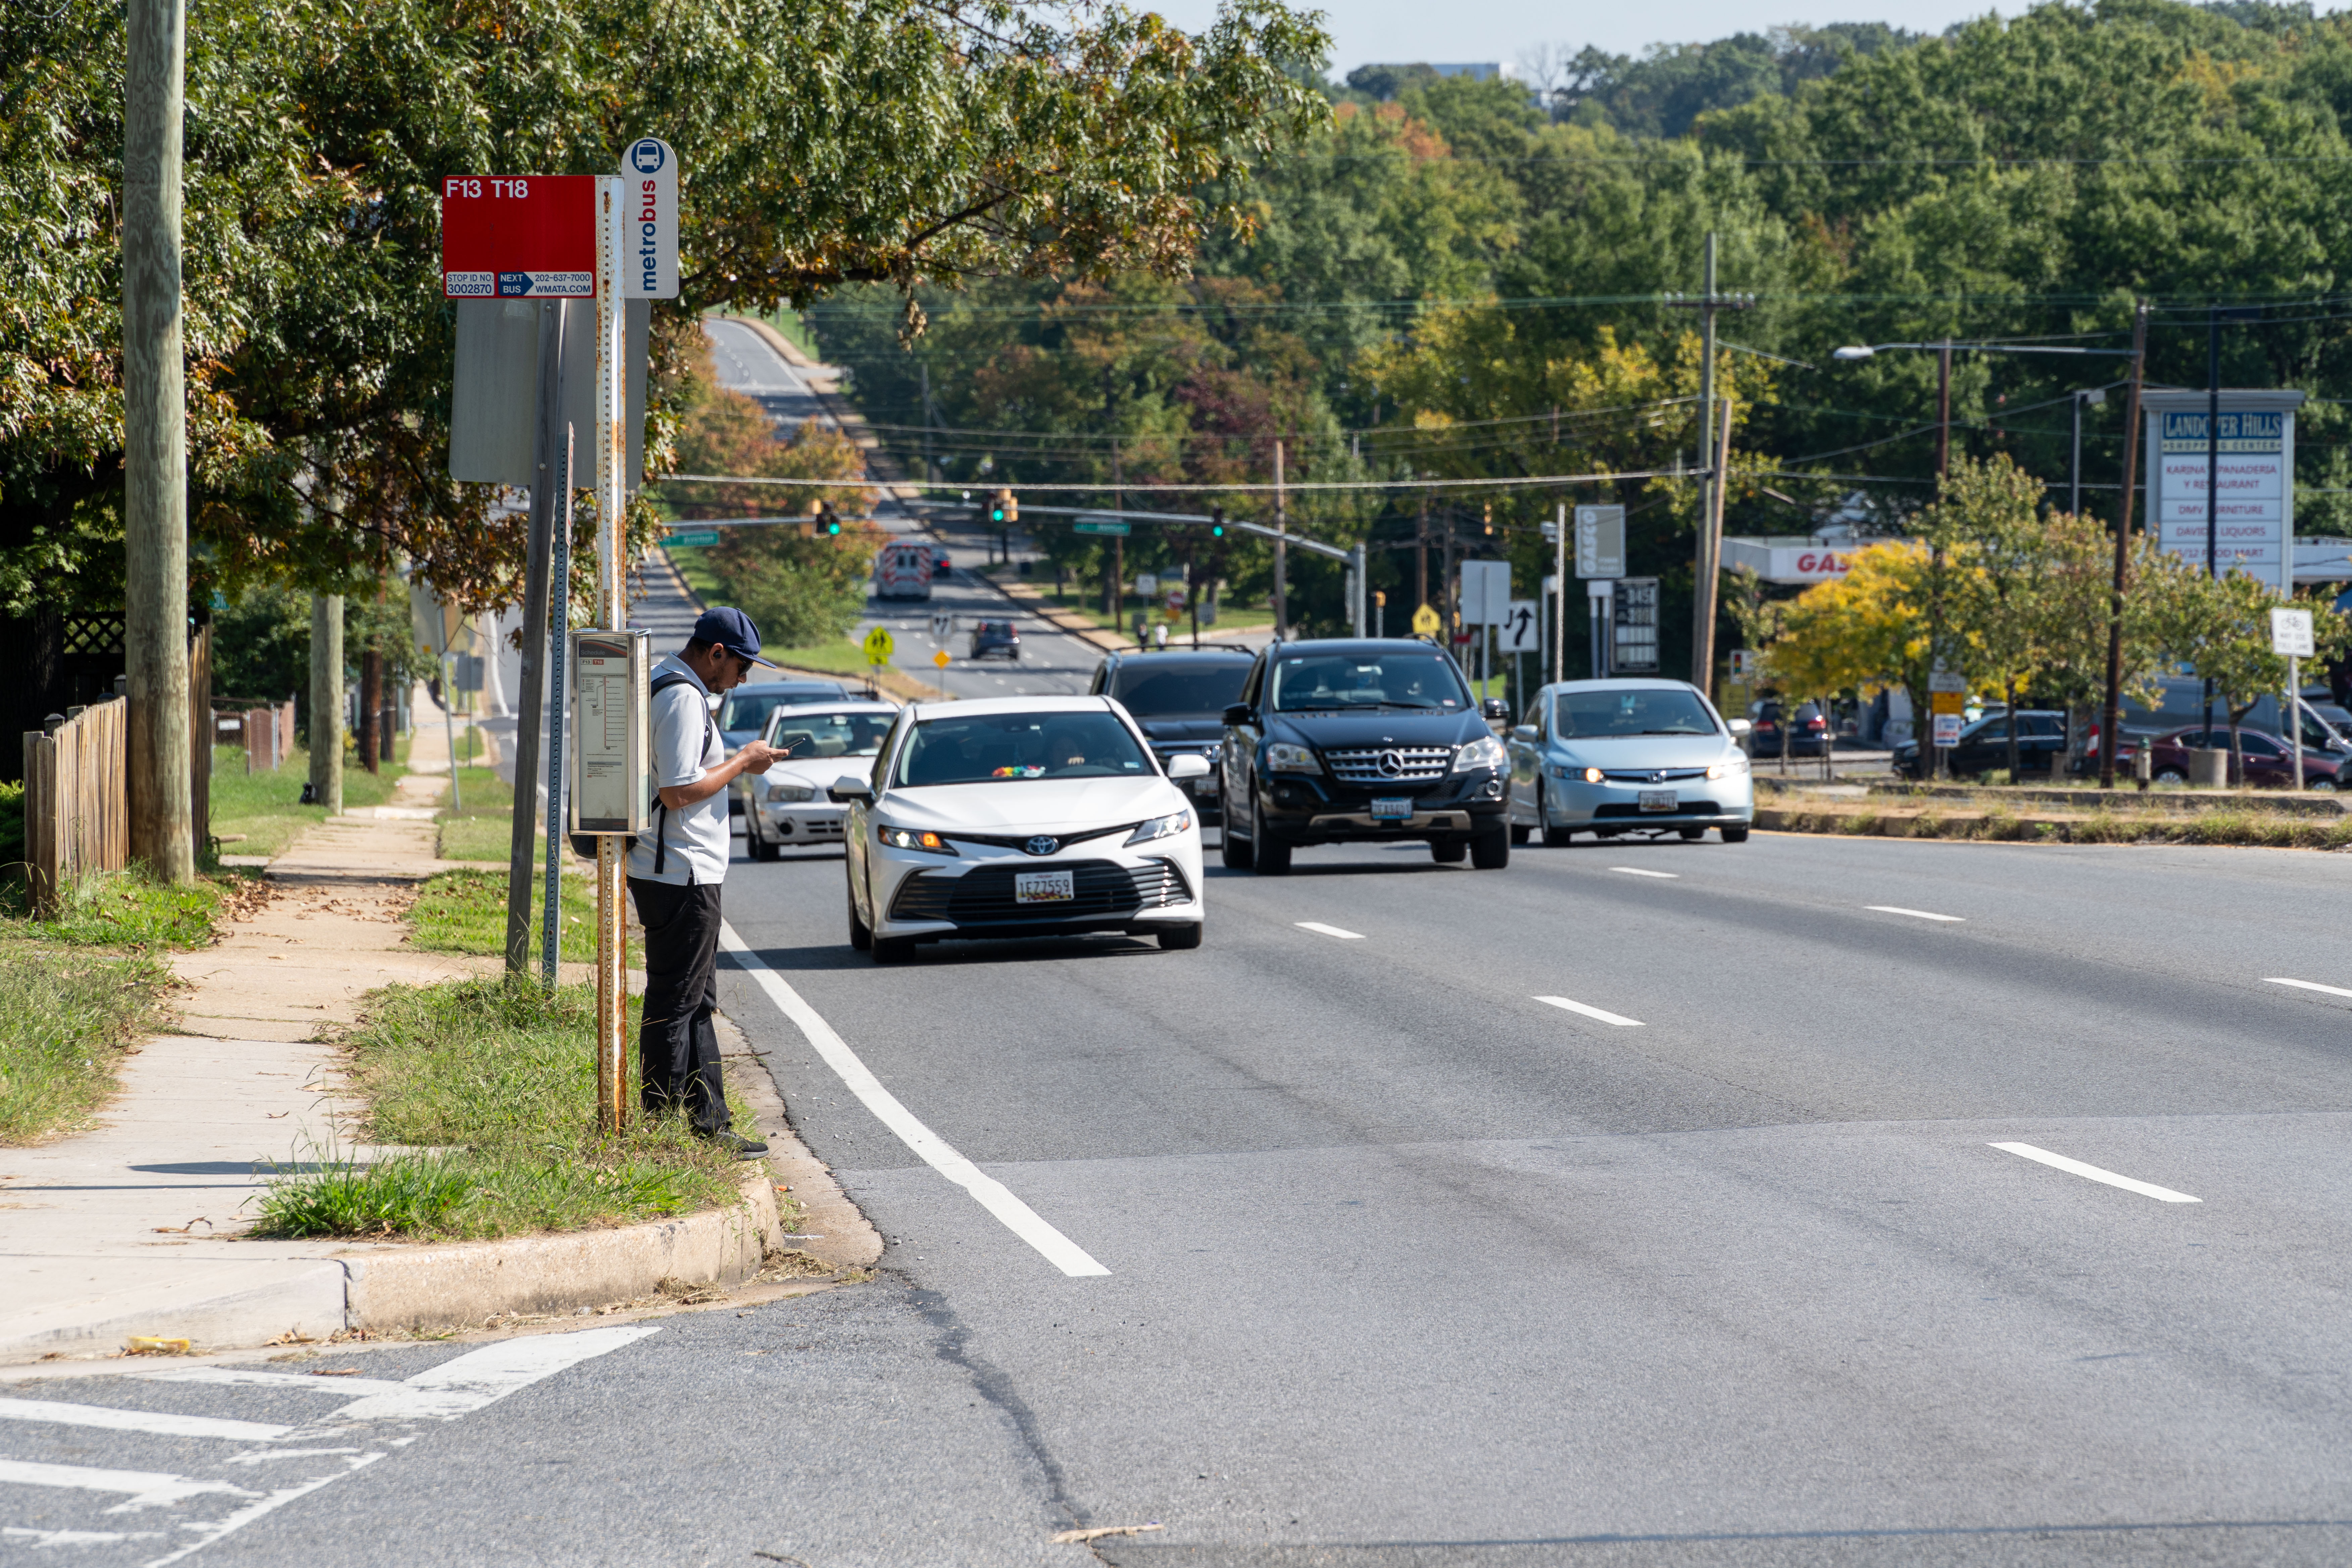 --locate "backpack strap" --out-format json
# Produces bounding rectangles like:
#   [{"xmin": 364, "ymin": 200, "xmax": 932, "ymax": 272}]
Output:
[{"xmin": 646, "ymin": 671, "xmax": 718, "ymax": 877}]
